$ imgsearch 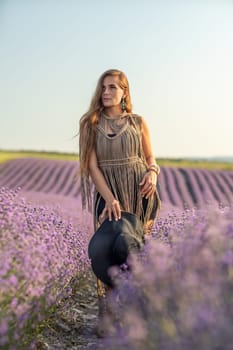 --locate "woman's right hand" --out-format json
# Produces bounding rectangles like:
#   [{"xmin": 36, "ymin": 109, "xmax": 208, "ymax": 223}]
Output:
[
  {"xmin": 89, "ymin": 150, "xmax": 122, "ymax": 223},
  {"xmin": 99, "ymin": 198, "xmax": 121, "ymax": 222}
]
